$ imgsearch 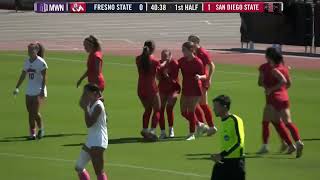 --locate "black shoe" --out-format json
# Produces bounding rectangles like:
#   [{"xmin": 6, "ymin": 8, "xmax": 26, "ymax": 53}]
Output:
[
  {"xmin": 27, "ymin": 136, "xmax": 36, "ymax": 140},
  {"xmin": 37, "ymin": 130, "xmax": 44, "ymax": 139}
]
